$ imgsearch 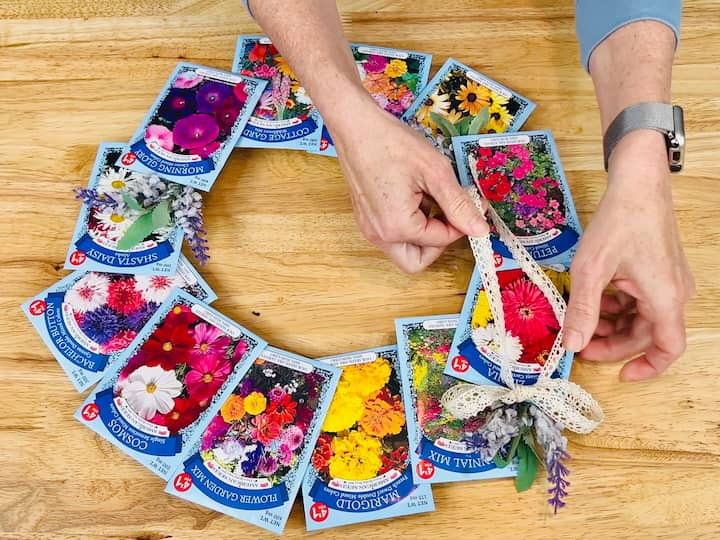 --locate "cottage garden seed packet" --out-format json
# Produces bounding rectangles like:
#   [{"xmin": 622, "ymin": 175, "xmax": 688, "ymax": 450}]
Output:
[
  {"xmin": 117, "ymin": 63, "xmax": 266, "ymax": 191},
  {"xmin": 302, "ymin": 346, "xmax": 434, "ymax": 530},
  {"xmin": 395, "ymin": 315, "xmax": 517, "ymax": 484},
  {"xmin": 23, "ymin": 256, "xmax": 216, "ymax": 392},
  {"xmin": 165, "ymin": 346, "xmax": 340, "ymax": 535},
  {"xmin": 310, "ymin": 43, "xmax": 432, "ymax": 158},
  {"xmin": 233, "ymin": 36, "xmax": 323, "ymax": 151},
  {"xmin": 75, "ymin": 289, "xmax": 267, "ymax": 480}
]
